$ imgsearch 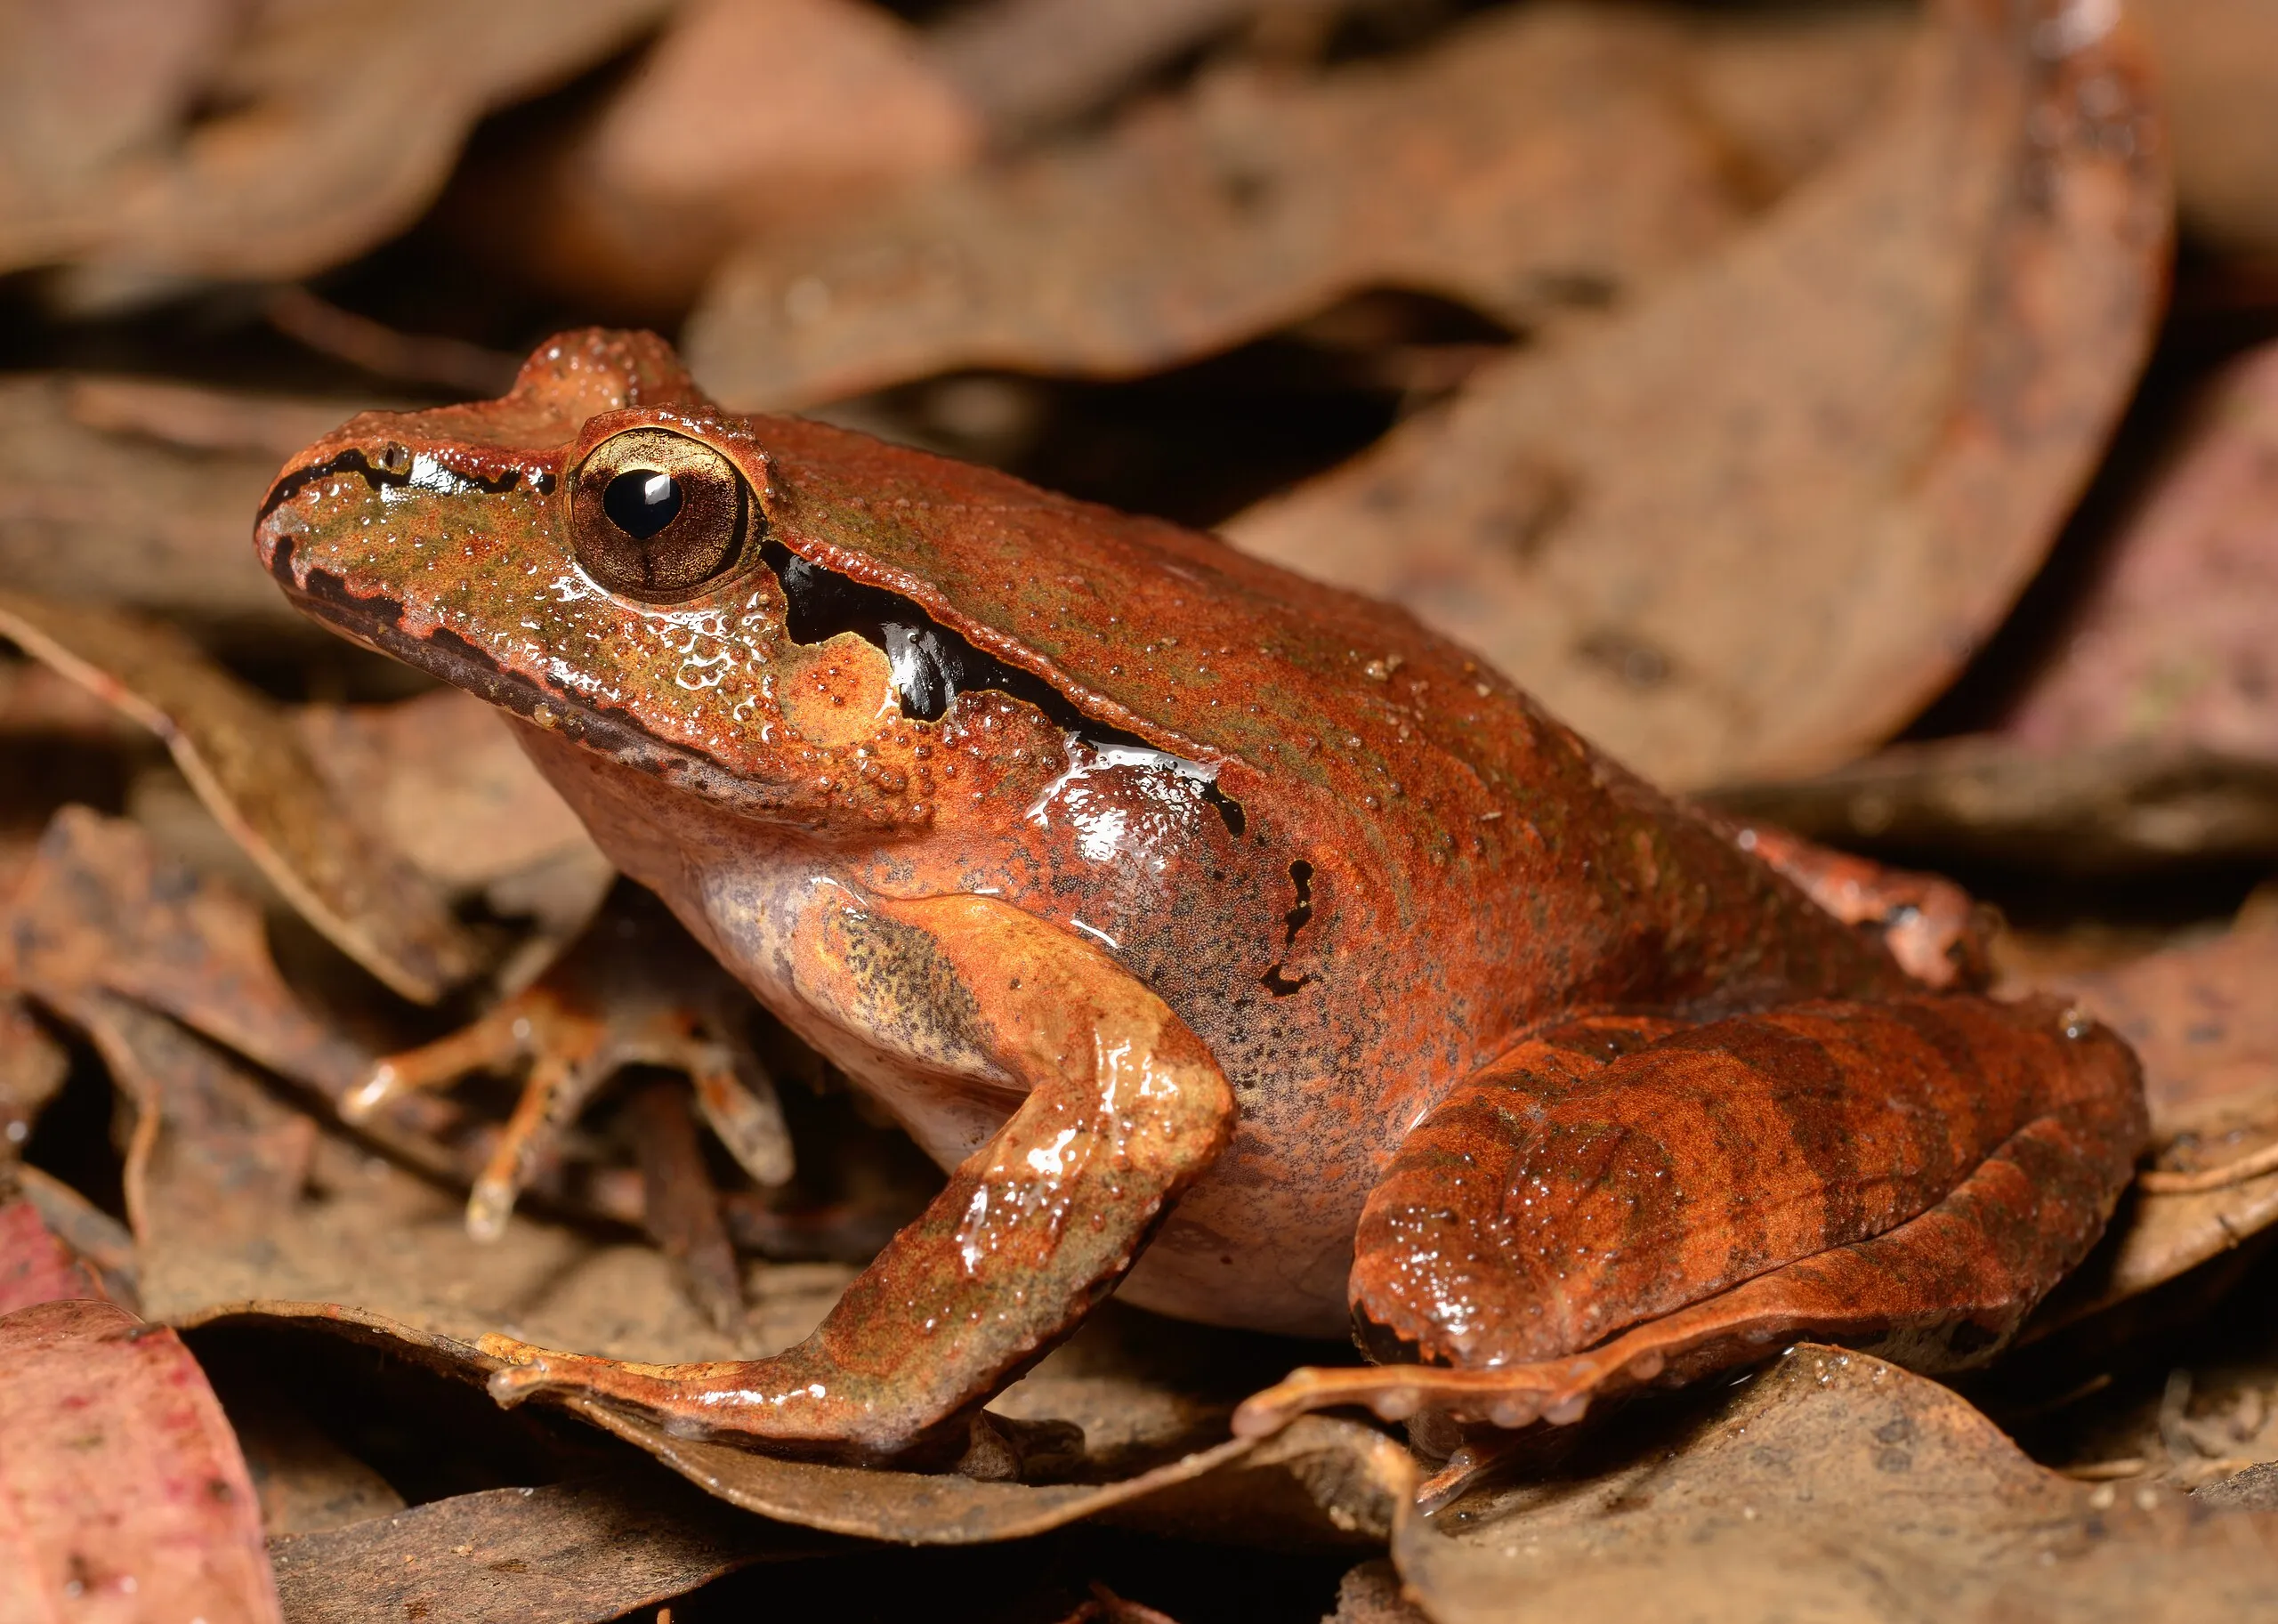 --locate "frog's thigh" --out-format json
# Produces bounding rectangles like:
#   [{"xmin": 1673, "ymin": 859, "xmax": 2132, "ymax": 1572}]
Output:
[
  {"xmin": 482, "ymin": 893, "xmax": 1236, "ymax": 1459},
  {"xmin": 1347, "ymin": 995, "xmax": 2145, "ymax": 1381}
]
